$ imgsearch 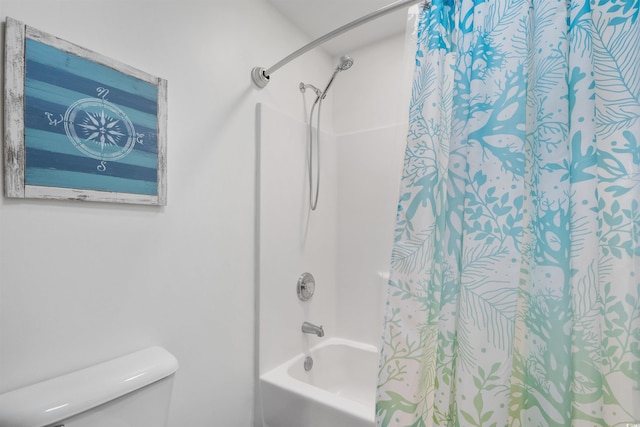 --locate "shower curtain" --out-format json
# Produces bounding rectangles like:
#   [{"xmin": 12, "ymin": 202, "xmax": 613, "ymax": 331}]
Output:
[{"xmin": 377, "ymin": 0, "xmax": 640, "ymax": 426}]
